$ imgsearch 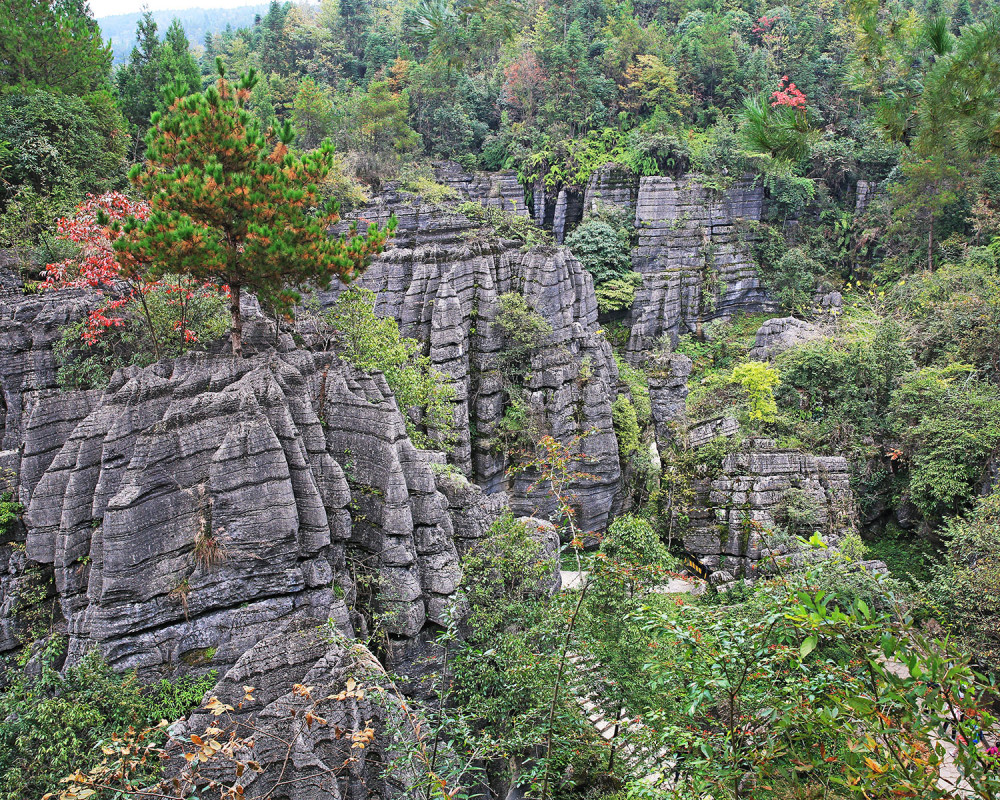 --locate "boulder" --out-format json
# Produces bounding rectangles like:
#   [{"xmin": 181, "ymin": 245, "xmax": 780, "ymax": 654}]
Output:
[{"xmin": 747, "ymin": 316, "xmax": 826, "ymax": 360}]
